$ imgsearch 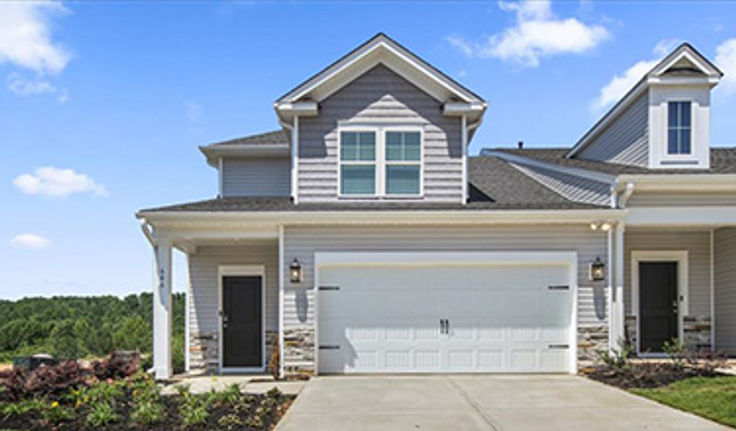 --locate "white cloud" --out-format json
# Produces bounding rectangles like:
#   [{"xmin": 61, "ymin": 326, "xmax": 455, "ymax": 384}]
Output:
[
  {"xmin": 0, "ymin": 1, "xmax": 70, "ymax": 75},
  {"xmin": 593, "ymin": 59, "xmax": 658, "ymax": 111},
  {"xmin": 591, "ymin": 40, "xmax": 681, "ymax": 111},
  {"xmin": 13, "ymin": 167, "xmax": 107, "ymax": 197},
  {"xmin": 10, "ymin": 234, "xmax": 51, "ymax": 250},
  {"xmin": 447, "ymin": 0, "xmax": 609, "ymax": 67},
  {"xmin": 715, "ymin": 38, "xmax": 736, "ymax": 94},
  {"xmin": 6, "ymin": 72, "xmax": 68, "ymax": 102}
]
